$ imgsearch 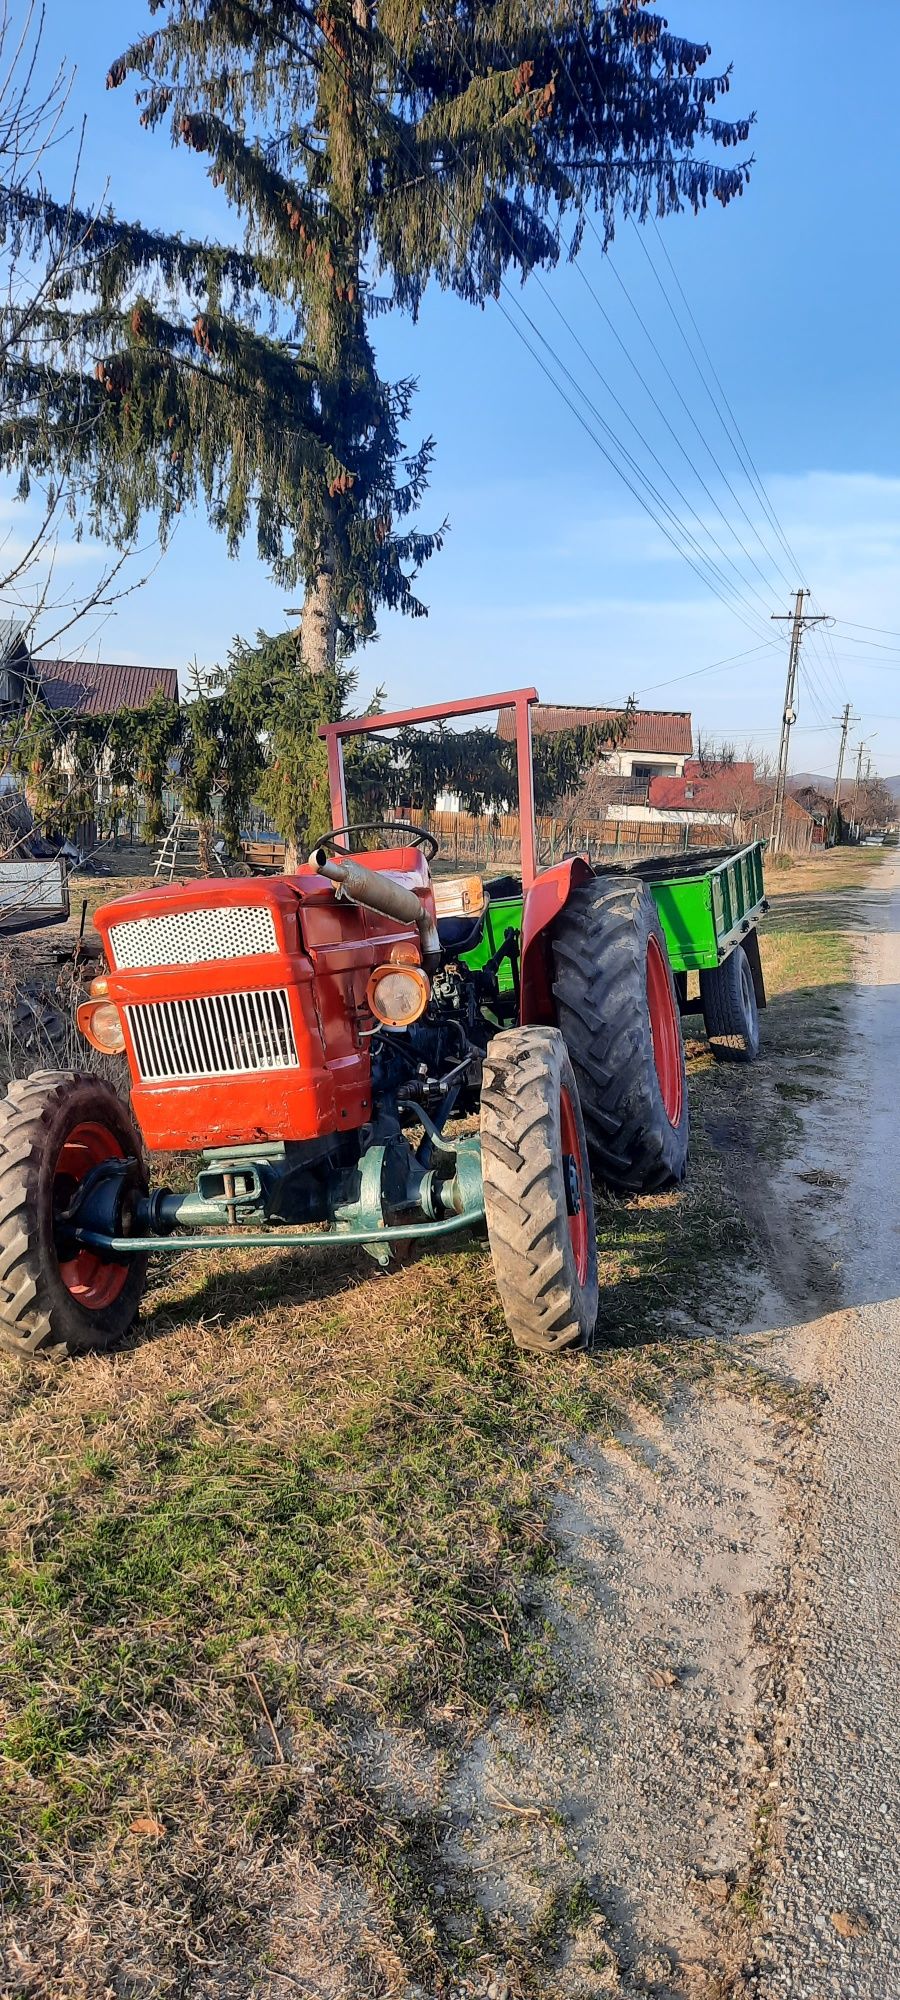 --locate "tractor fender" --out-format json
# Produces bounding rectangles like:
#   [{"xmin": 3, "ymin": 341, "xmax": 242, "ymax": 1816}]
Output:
[{"xmin": 519, "ymin": 856, "xmax": 594, "ymax": 1024}]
